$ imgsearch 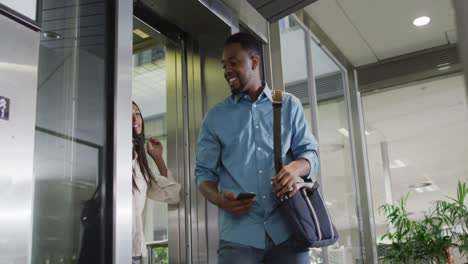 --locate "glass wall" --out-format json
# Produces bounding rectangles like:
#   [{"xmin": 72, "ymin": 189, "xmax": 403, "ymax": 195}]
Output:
[
  {"xmin": 280, "ymin": 16, "xmax": 363, "ymax": 263},
  {"xmin": 362, "ymin": 73, "xmax": 468, "ymax": 262},
  {"xmin": 32, "ymin": 0, "xmax": 113, "ymax": 263},
  {"xmin": 309, "ymin": 41, "xmax": 362, "ymax": 264}
]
